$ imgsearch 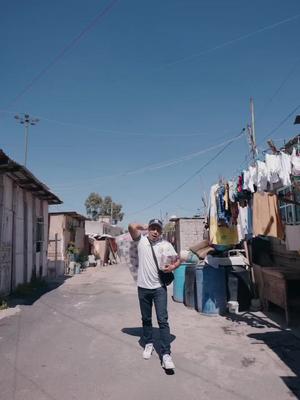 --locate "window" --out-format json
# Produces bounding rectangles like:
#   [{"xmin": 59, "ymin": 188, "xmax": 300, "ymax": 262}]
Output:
[
  {"xmin": 278, "ymin": 186, "xmax": 300, "ymax": 225},
  {"xmin": 36, "ymin": 217, "xmax": 44, "ymax": 252}
]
